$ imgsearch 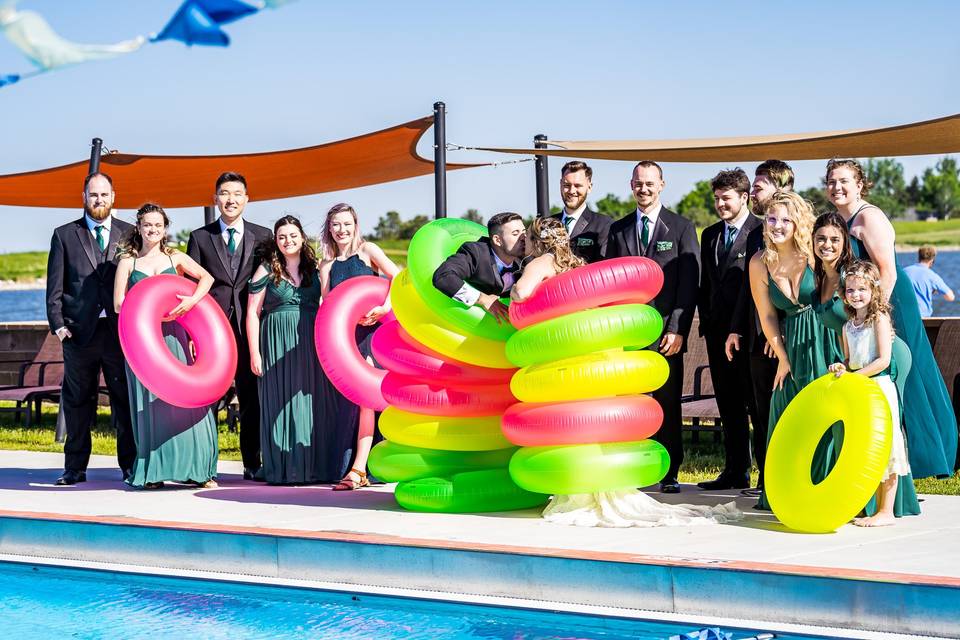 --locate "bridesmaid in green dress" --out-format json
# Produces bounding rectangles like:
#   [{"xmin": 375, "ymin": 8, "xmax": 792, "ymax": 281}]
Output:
[
  {"xmin": 246, "ymin": 215, "xmax": 340, "ymax": 485},
  {"xmin": 827, "ymin": 159, "xmax": 957, "ymax": 480},
  {"xmin": 114, "ymin": 203, "xmax": 219, "ymax": 490},
  {"xmin": 749, "ymin": 191, "xmax": 829, "ymax": 510},
  {"xmin": 812, "ymin": 212, "xmax": 920, "ymax": 517}
]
